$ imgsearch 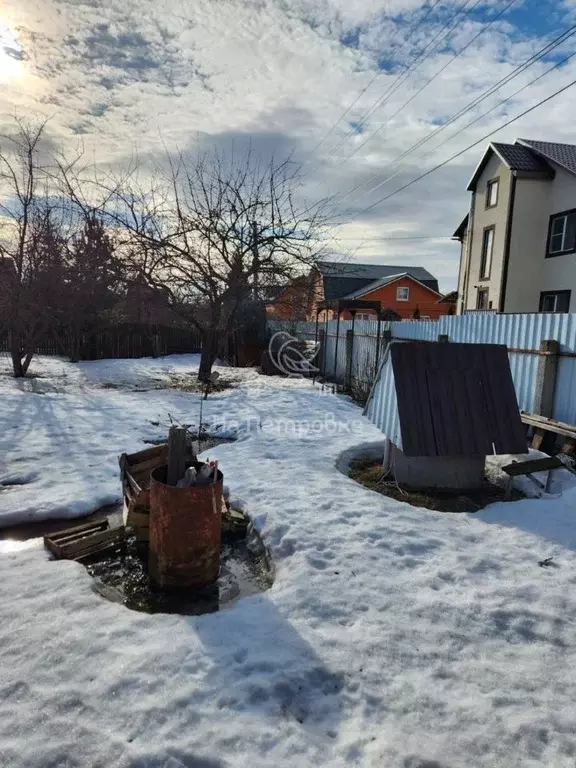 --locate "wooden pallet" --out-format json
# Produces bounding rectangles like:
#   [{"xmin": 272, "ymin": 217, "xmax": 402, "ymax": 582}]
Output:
[
  {"xmin": 44, "ymin": 520, "xmax": 125, "ymax": 562},
  {"xmin": 520, "ymin": 412, "xmax": 576, "ymax": 454}
]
